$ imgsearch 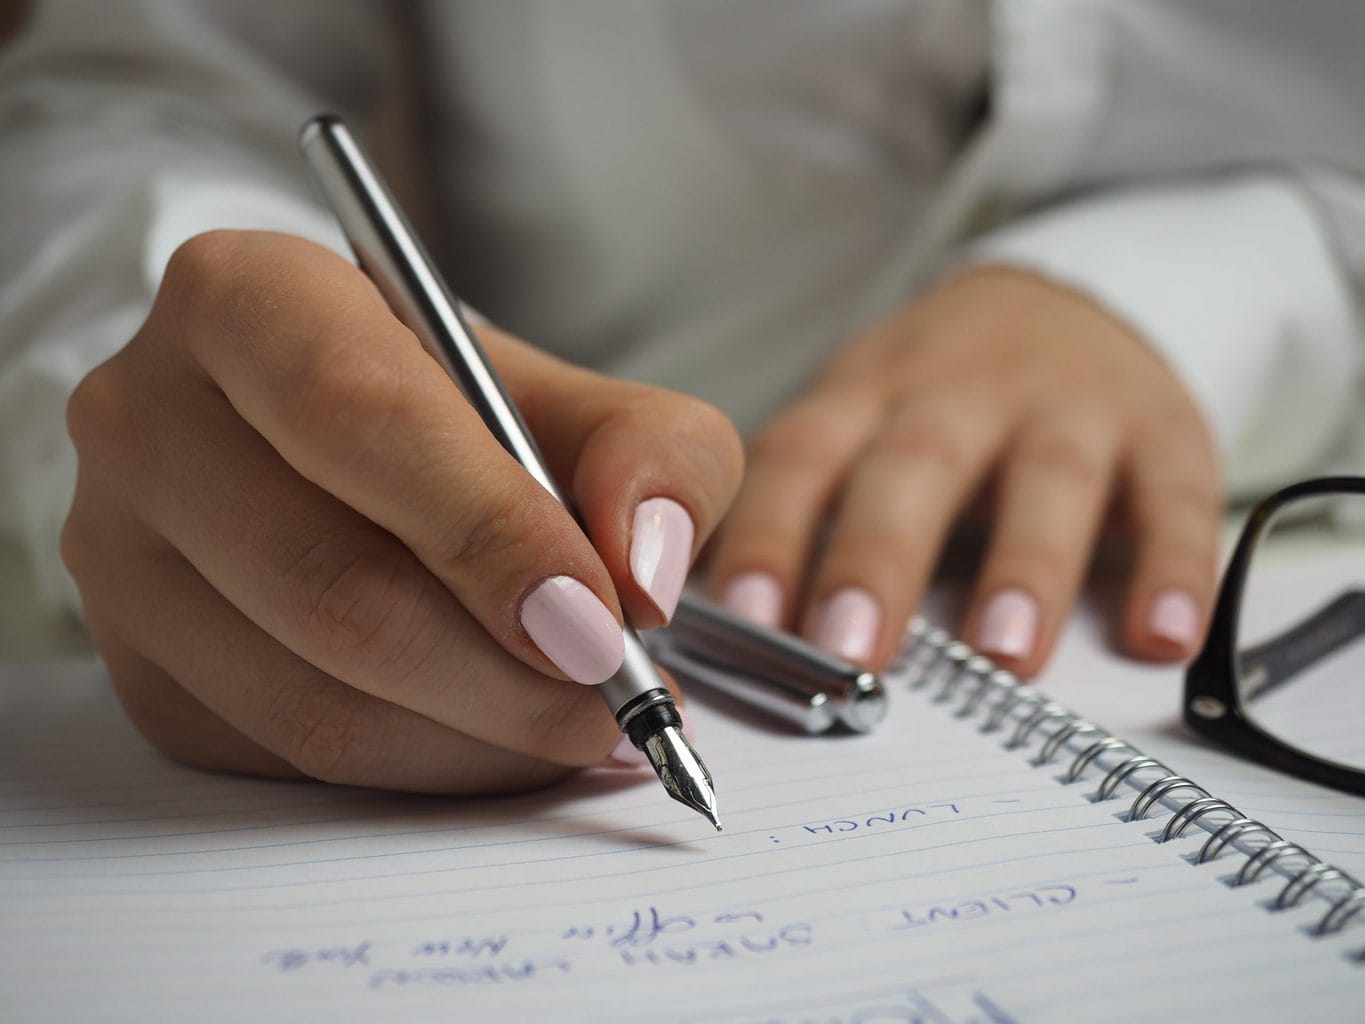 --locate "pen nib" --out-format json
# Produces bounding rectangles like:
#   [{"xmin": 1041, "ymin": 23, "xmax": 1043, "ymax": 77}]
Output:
[{"xmin": 642, "ymin": 725, "xmax": 721, "ymax": 831}]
